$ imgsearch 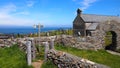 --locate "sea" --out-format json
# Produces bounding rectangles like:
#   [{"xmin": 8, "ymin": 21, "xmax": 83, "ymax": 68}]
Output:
[{"xmin": 0, "ymin": 26, "xmax": 72, "ymax": 34}]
